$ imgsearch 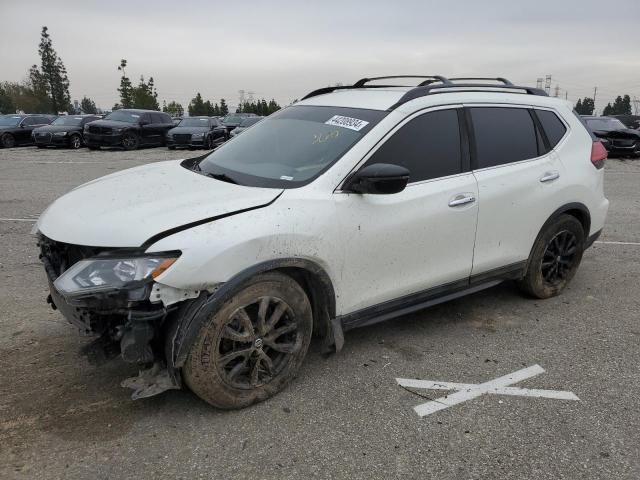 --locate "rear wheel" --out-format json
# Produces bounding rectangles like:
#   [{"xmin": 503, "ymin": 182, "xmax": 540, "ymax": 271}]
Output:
[
  {"xmin": 69, "ymin": 134, "xmax": 82, "ymax": 150},
  {"xmin": 122, "ymin": 132, "xmax": 140, "ymax": 150},
  {"xmin": 184, "ymin": 272, "xmax": 313, "ymax": 409},
  {"xmin": 518, "ymin": 215, "xmax": 585, "ymax": 299},
  {"xmin": 1, "ymin": 133, "xmax": 15, "ymax": 148}
]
